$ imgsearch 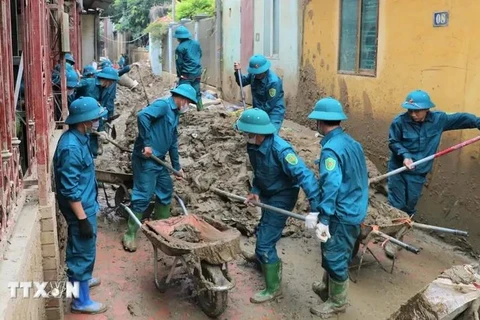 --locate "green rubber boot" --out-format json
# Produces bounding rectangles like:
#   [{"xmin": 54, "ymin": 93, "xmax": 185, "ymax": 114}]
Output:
[
  {"xmin": 122, "ymin": 211, "xmax": 143, "ymax": 252},
  {"xmin": 310, "ymin": 277, "xmax": 348, "ymax": 318},
  {"xmin": 153, "ymin": 203, "xmax": 171, "ymax": 220},
  {"xmin": 250, "ymin": 261, "xmax": 282, "ymax": 304},
  {"xmin": 312, "ymin": 271, "xmax": 329, "ymax": 302},
  {"xmin": 196, "ymin": 97, "xmax": 204, "ymax": 111}
]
